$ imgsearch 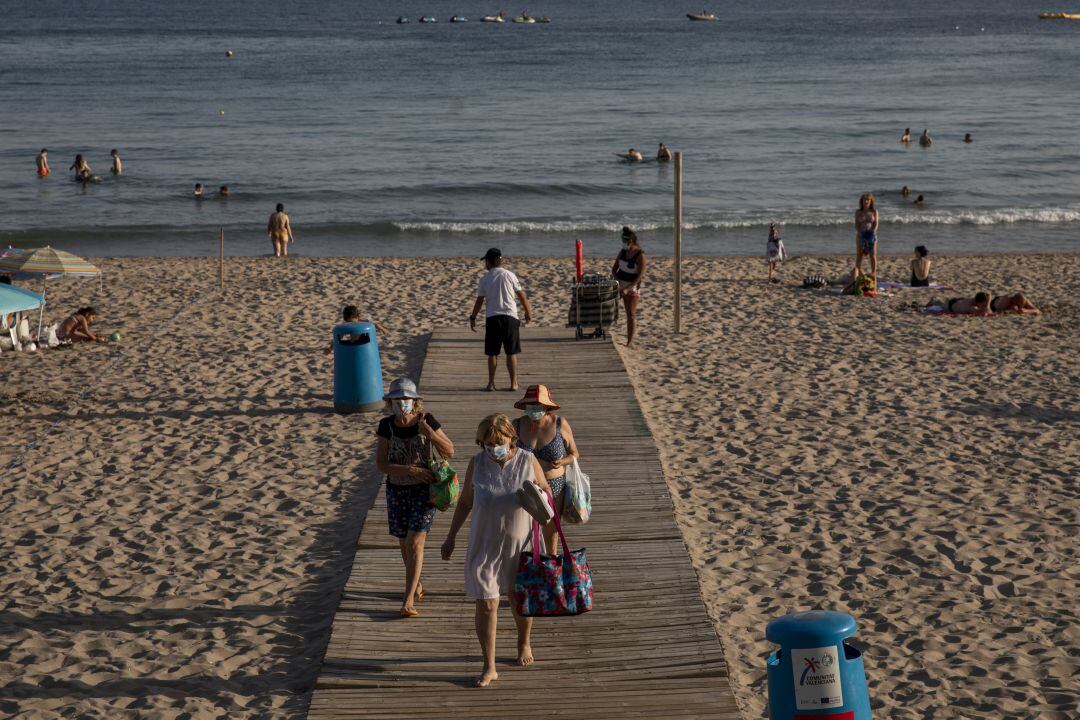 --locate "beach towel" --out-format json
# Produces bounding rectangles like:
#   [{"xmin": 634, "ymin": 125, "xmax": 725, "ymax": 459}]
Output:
[{"xmin": 878, "ymin": 281, "xmax": 951, "ymax": 291}]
